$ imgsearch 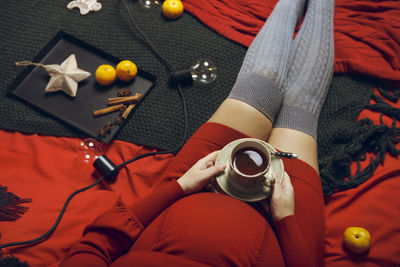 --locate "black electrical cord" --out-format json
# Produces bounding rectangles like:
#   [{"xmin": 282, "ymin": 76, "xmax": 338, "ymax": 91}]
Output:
[
  {"xmin": 0, "ymin": 0, "xmax": 188, "ymax": 250},
  {"xmin": 0, "ymin": 177, "xmax": 105, "ymax": 249},
  {"xmin": 116, "ymin": 0, "xmax": 189, "ymax": 168}
]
